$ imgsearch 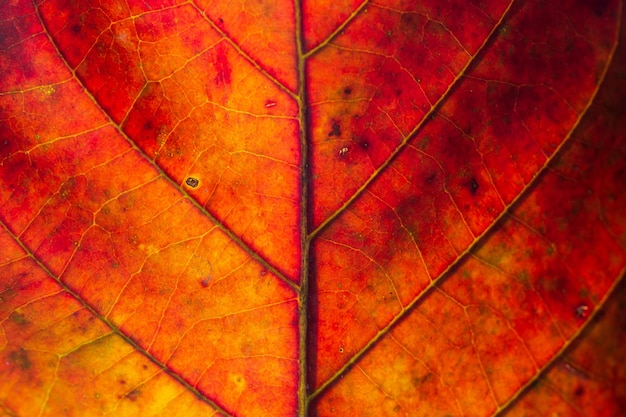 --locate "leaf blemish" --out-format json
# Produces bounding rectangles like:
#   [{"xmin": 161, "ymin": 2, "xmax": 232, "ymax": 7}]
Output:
[
  {"xmin": 186, "ymin": 177, "xmax": 199, "ymax": 188},
  {"xmin": 328, "ymin": 121, "xmax": 341, "ymax": 137},
  {"xmin": 213, "ymin": 44, "xmax": 231, "ymax": 86},
  {"xmin": 425, "ymin": 171, "xmax": 437, "ymax": 185},
  {"xmin": 8, "ymin": 349, "xmax": 31, "ymax": 370},
  {"xmin": 575, "ymin": 304, "xmax": 589, "ymax": 319},
  {"xmin": 470, "ymin": 178, "xmax": 479, "ymax": 195},
  {"xmin": 563, "ymin": 362, "xmax": 590, "ymax": 380},
  {"xmin": 125, "ymin": 389, "xmax": 141, "ymax": 401}
]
